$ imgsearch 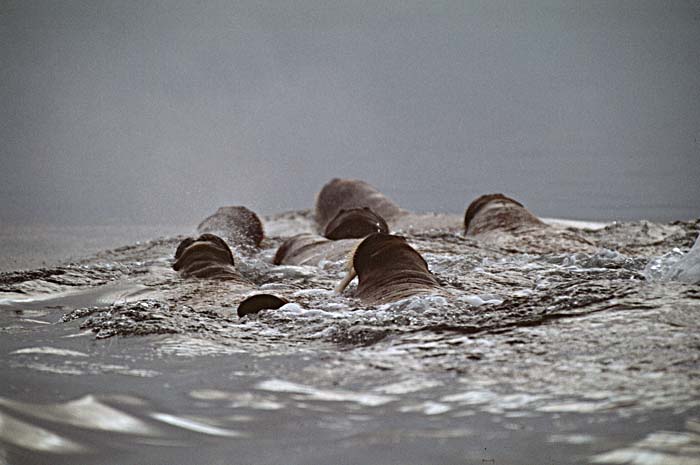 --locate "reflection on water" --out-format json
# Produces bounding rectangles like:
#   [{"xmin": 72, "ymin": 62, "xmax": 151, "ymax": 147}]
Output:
[
  {"xmin": 257, "ymin": 379, "xmax": 397, "ymax": 407},
  {"xmin": 591, "ymin": 421, "xmax": 700, "ymax": 465},
  {"xmin": 0, "ymin": 395, "xmax": 157, "ymax": 435},
  {"xmin": 0, "ymin": 410, "xmax": 86, "ymax": 454}
]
